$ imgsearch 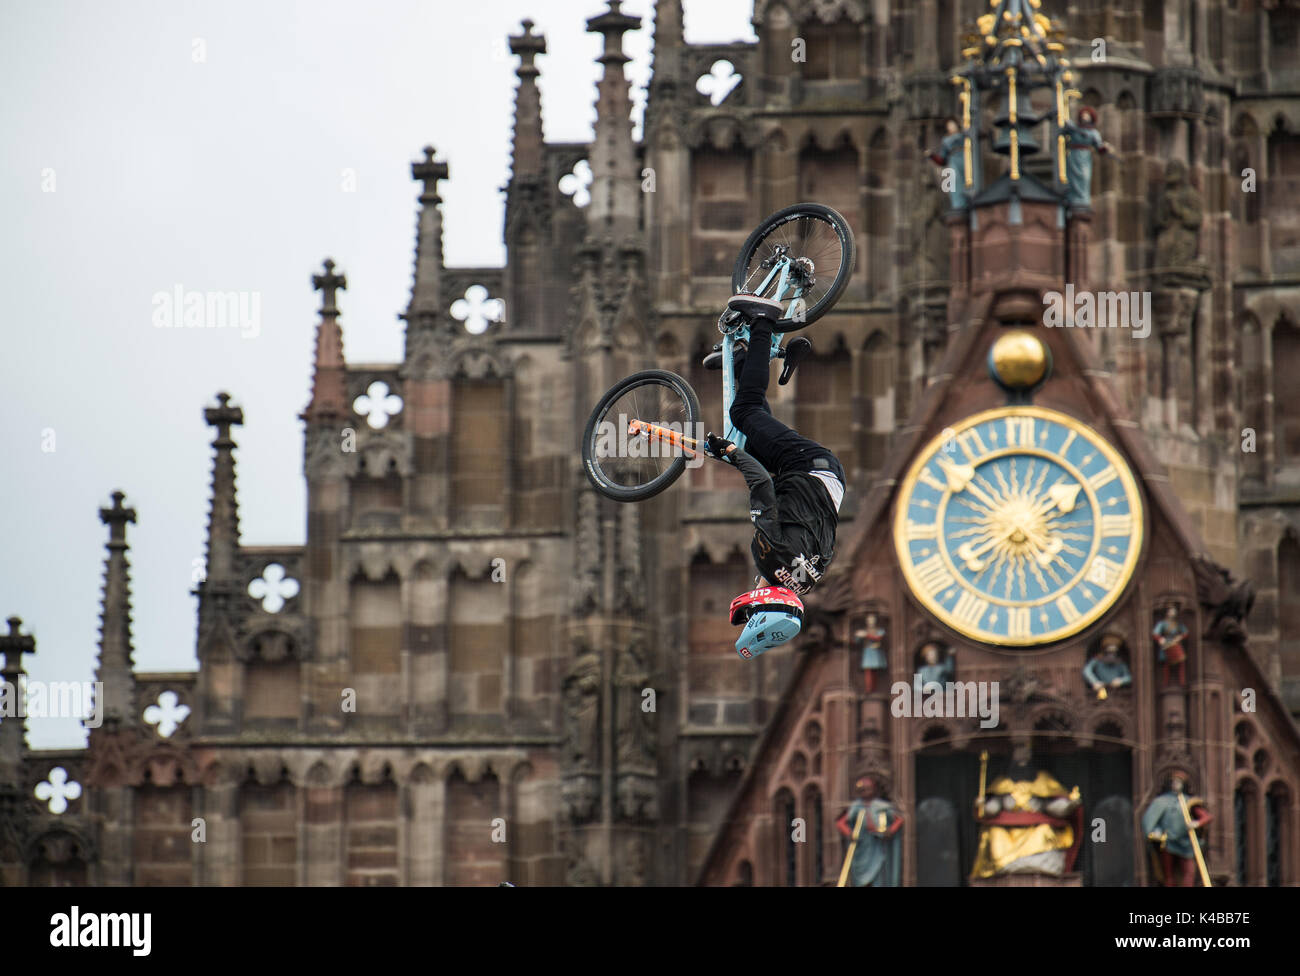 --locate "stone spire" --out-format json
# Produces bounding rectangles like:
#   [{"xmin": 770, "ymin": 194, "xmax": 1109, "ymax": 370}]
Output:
[
  {"xmin": 301, "ymin": 259, "xmax": 349, "ymax": 423},
  {"xmin": 646, "ymin": 0, "xmax": 684, "ymax": 127},
  {"xmin": 0, "ymin": 617, "xmax": 35, "ymax": 784},
  {"xmin": 509, "ymin": 20, "xmax": 547, "ymax": 180},
  {"xmin": 203, "ymin": 394, "xmax": 243, "ymax": 584},
  {"xmin": 586, "ymin": 1, "xmax": 643, "ymax": 240},
  {"xmin": 94, "ymin": 493, "xmax": 138, "ymax": 729},
  {"xmin": 403, "ymin": 147, "xmax": 450, "ymax": 340}
]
